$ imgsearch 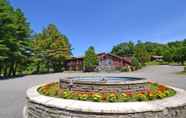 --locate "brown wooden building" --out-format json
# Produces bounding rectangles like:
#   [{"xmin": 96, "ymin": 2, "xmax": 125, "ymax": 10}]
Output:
[{"xmin": 64, "ymin": 53, "xmax": 131, "ymax": 71}]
